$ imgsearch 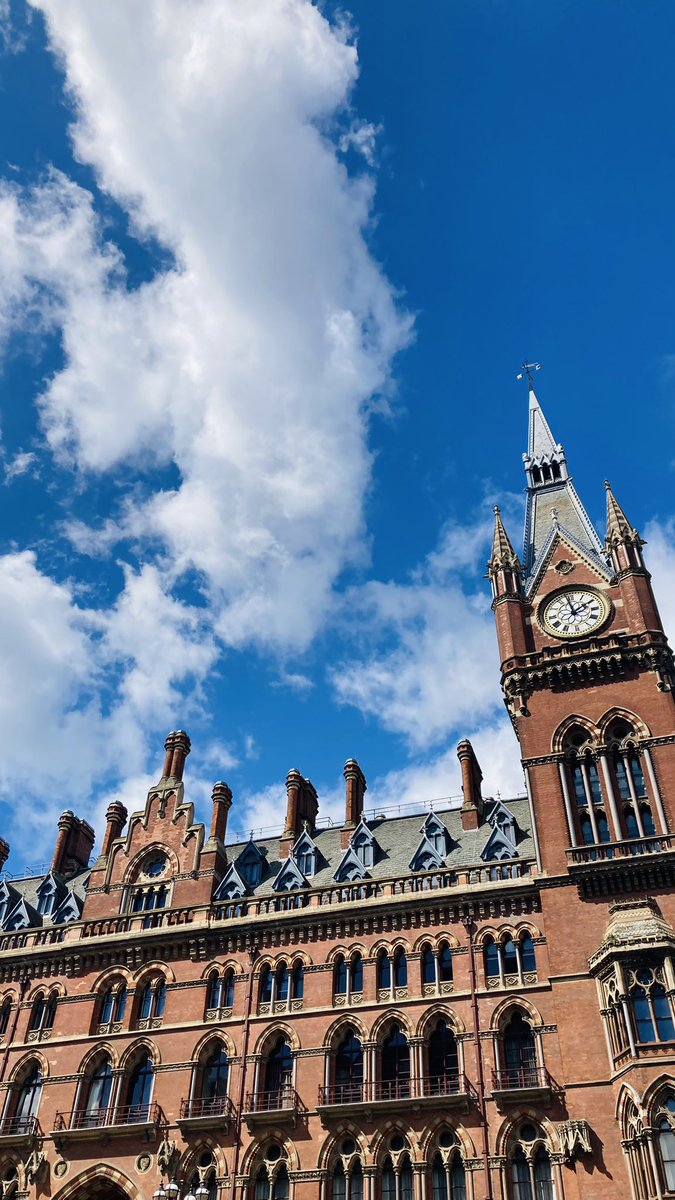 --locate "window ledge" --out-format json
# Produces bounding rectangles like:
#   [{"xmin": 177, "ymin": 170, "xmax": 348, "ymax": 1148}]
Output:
[
  {"xmin": 205, "ymin": 1007, "xmax": 232, "ymax": 1022},
  {"xmin": 487, "ymin": 973, "xmax": 538, "ymax": 990},
  {"xmin": 26, "ymin": 1028, "xmax": 52, "ymax": 1043},
  {"xmin": 136, "ymin": 1017, "xmax": 163, "ymax": 1031}
]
